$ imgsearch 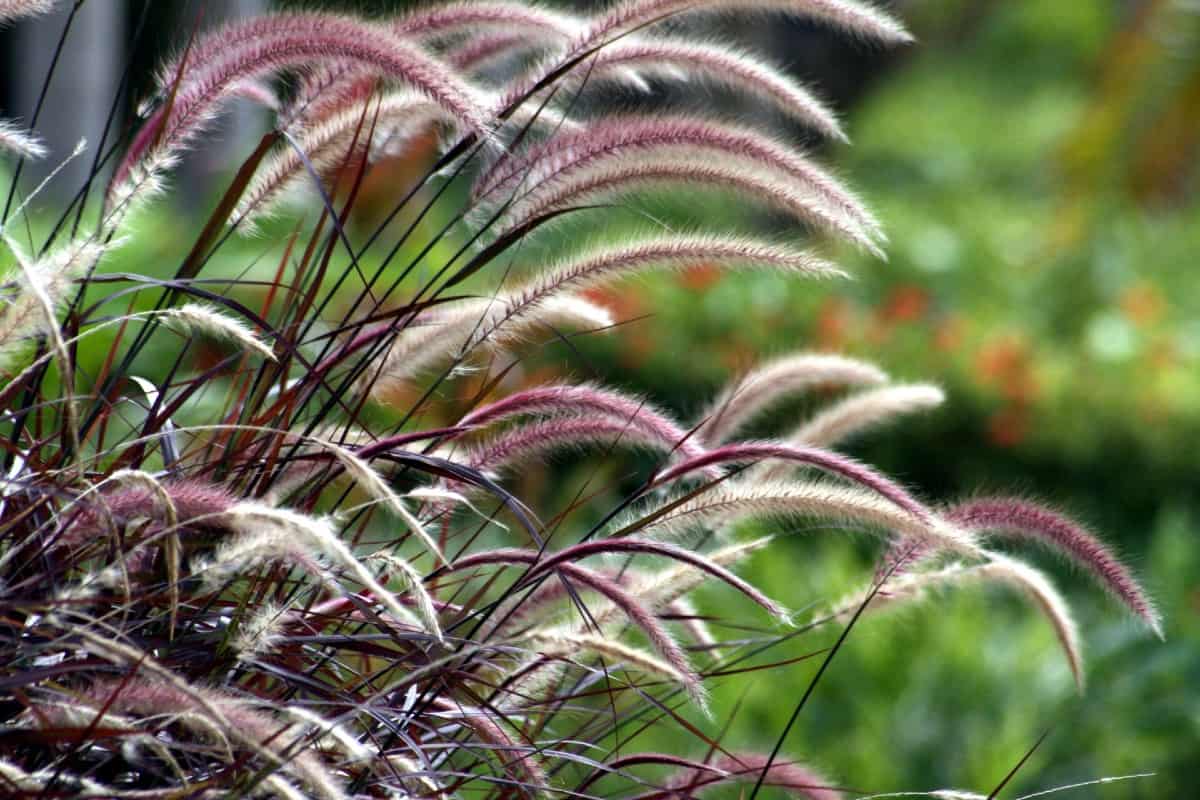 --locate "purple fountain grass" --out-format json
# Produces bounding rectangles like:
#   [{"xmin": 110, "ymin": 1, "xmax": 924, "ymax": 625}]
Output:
[
  {"xmin": 376, "ymin": 237, "xmax": 834, "ymax": 387},
  {"xmin": 163, "ymin": 2, "xmax": 576, "ymax": 90},
  {"xmin": 278, "ymin": 65, "xmax": 381, "ymax": 129},
  {"xmin": 631, "ymin": 481, "xmax": 973, "ymax": 556},
  {"xmin": 0, "ymin": 237, "xmax": 113, "ymax": 368},
  {"xmin": 458, "ymin": 382, "xmax": 709, "ymax": 461},
  {"xmin": 59, "ymin": 478, "xmax": 238, "ymax": 546},
  {"xmin": 661, "ymin": 751, "xmax": 842, "ymax": 800},
  {"xmin": 363, "ymin": 294, "xmax": 614, "ymax": 392},
  {"xmin": 0, "ymin": 119, "xmax": 46, "ymax": 159},
  {"xmin": 578, "ymin": 40, "xmax": 846, "ymax": 140},
  {"xmin": 945, "ymin": 497, "xmax": 1163, "ymax": 637},
  {"xmin": 219, "ymin": 501, "xmax": 437, "ymax": 624},
  {"xmin": 193, "ymin": 522, "xmax": 330, "ymax": 591},
  {"xmin": 393, "ymin": 0, "xmax": 582, "ymax": 39},
  {"xmin": 652, "ymin": 440, "xmax": 935, "ymax": 523},
  {"xmin": 444, "ymin": 548, "xmax": 704, "ymax": 699},
  {"xmin": 749, "ymin": 382, "xmax": 946, "ymax": 483},
  {"xmin": 976, "ymin": 554, "xmax": 1086, "ymax": 690},
  {"xmin": 696, "ymin": 352, "xmax": 889, "ymax": 445},
  {"xmin": 71, "ymin": 678, "xmax": 350, "ymax": 800},
  {"xmin": 785, "ymin": 382, "xmax": 946, "ymax": 449},
  {"xmin": 500, "ymin": 562, "xmax": 659, "ymax": 627},
  {"xmin": 580, "ymin": 0, "xmax": 911, "ymax": 51},
  {"xmin": 498, "ymin": 157, "xmax": 870, "ymax": 247},
  {"xmin": 162, "ymin": 303, "xmax": 278, "ymax": 361},
  {"xmin": 226, "ymin": 77, "xmax": 280, "ymax": 110},
  {"xmin": 628, "ymin": 537, "xmax": 776, "ymax": 611},
  {"xmin": 847, "ymin": 555, "xmax": 1087, "ymax": 691},
  {"xmin": 472, "ymin": 116, "xmax": 882, "ymax": 250},
  {"xmin": 0, "ymin": 0, "xmax": 53, "ymax": 24},
  {"xmin": 234, "ymin": 91, "xmax": 456, "ymax": 225},
  {"xmin": 501, "ymin": 545, "xmax": 754, "ymax": 648},
  {"xmin": 488, "ymin": 235, "xmax": 840, "ymax": 339},
  {"xmin": 462, "ymin": 415, "xmax": 708, "ymax": 478},
  {"xmin": 450, "ymin": 30, "xmax": 553, "ymax": 71},
  {"xmin": 662, "ymin": 597, "xmax": 717, "ymax": 647},
  {"xmin": 872, "ymin": 534, "xmax": 934, "ymax": 585},
  {"xmin": 496, "ymin": 0, "xmax": 909, "ymax": 113},
  {"xmin": 113, "ymin": 13, "xmax": 492, "ymax": 192},
  {"xmin": 525, "ymin": 629, "xmax": 692, "ymax": 687},
  {"xmin": 276, "ymin": 4, "xmax": 580, "ymax": 129}
]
